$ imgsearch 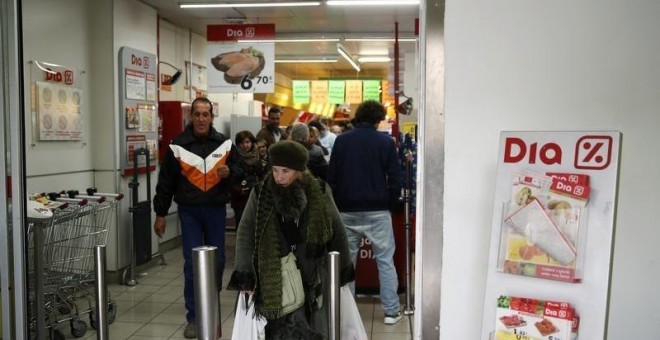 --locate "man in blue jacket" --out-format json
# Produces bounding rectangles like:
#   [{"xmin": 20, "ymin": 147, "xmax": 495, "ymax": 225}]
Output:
[{"xmin": 327, "ymin": 100, "xmax": 404, "ymax": 325}]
